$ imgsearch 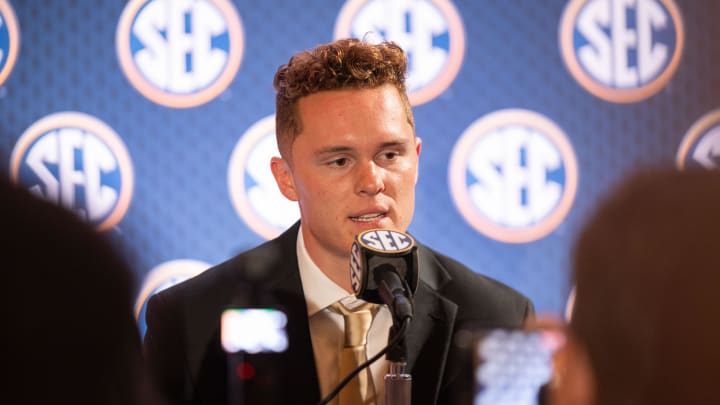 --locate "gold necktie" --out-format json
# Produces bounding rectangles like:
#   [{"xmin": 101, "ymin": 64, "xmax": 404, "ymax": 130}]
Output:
[{"xmin": 330, "ymin": 301, "xmax": 378, "ymax": 405}]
